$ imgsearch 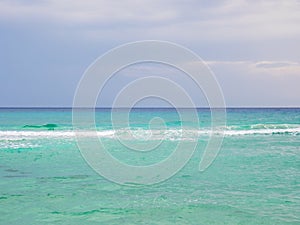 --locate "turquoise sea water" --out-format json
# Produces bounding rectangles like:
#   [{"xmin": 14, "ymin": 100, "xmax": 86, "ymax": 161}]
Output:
[{"xmin": 0, "ymin": 108, "xmax": 299, "ymax": 225}]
